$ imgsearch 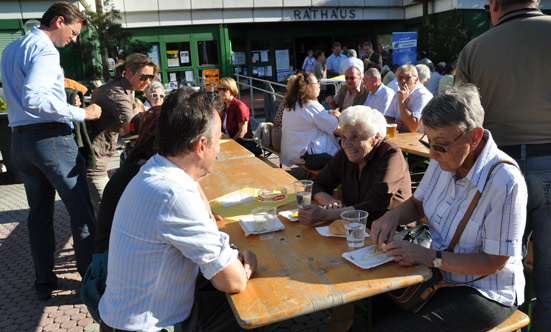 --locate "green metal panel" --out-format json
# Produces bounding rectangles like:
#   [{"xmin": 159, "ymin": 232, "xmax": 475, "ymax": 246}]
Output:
[{"xmin": 0, "ymin": 19, "xmax": 23, "ymax": 30}]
